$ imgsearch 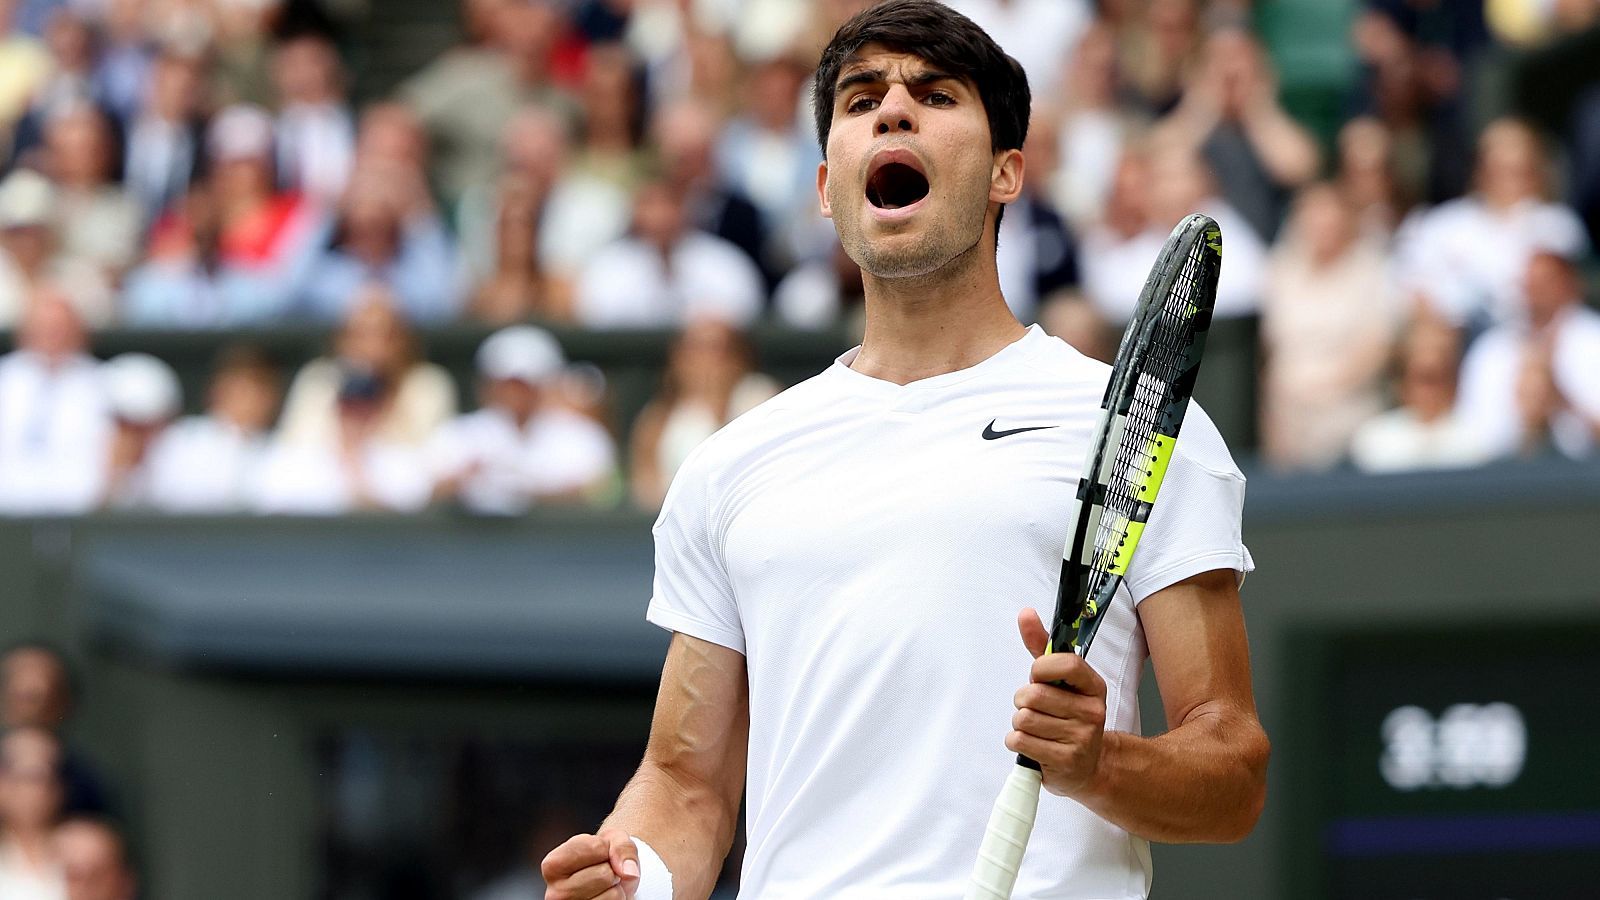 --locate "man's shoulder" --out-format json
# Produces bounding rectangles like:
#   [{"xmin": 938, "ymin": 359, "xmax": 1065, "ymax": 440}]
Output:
[{"xmin": 674, "ymin": 366, "xmax": 846, "ymax": 480}]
